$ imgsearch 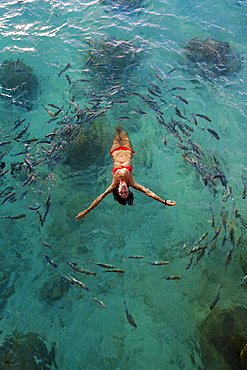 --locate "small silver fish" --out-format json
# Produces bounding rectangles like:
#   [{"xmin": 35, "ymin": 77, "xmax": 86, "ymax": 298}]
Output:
[
  {"xmin": 0, "ymin": 214, "xmax": 26, "ymax": 219},
  {"xmin": 43, "ymin": 253, "xmax": 57, "ymax": 268},
  {"xmin": 69, "ymin": 276, "xmax": 90, "ymax": 291},
  {"xmin": 92, "ymin": 297, "xmax": 106, "ymax": 308},
  {"xmin": 160, "ymin": 275, "xmax": 182, "ymax": 280},
  {"xmin": 144, "ymin": 260, "xmax": 170, "ymax": 266},
  {"xmin": 92, "ymin": 261, "xmax": 114, "ymax": 269},
  {"xmin": 123, "ymin": 255, "xmax": 144, "ymax": 262}
]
